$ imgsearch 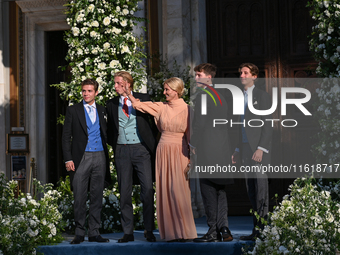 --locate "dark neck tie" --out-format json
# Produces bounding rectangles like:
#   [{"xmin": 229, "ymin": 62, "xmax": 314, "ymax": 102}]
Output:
[{"xmin": 123, "ymin": 97, "xmax": 129, "ymax": 118}]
